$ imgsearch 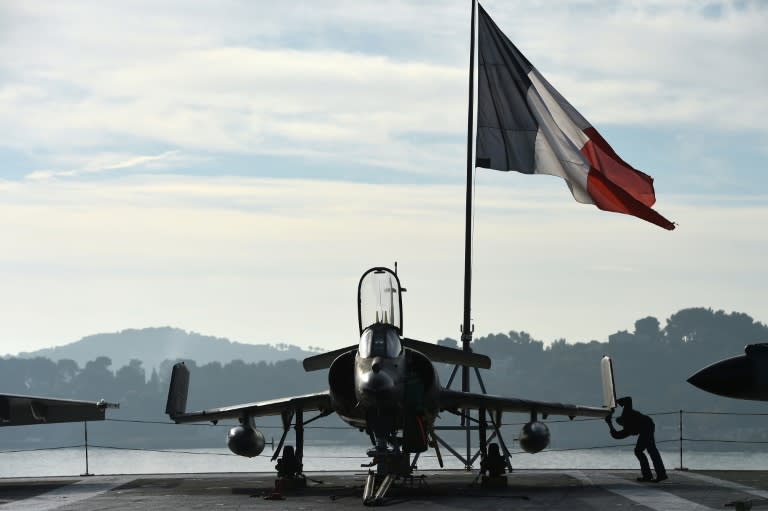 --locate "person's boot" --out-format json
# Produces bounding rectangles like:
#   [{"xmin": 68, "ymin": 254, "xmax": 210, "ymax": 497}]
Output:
[{"xmin": 653, "ymin": 473, "xmax": 668, "ymax": 483}]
